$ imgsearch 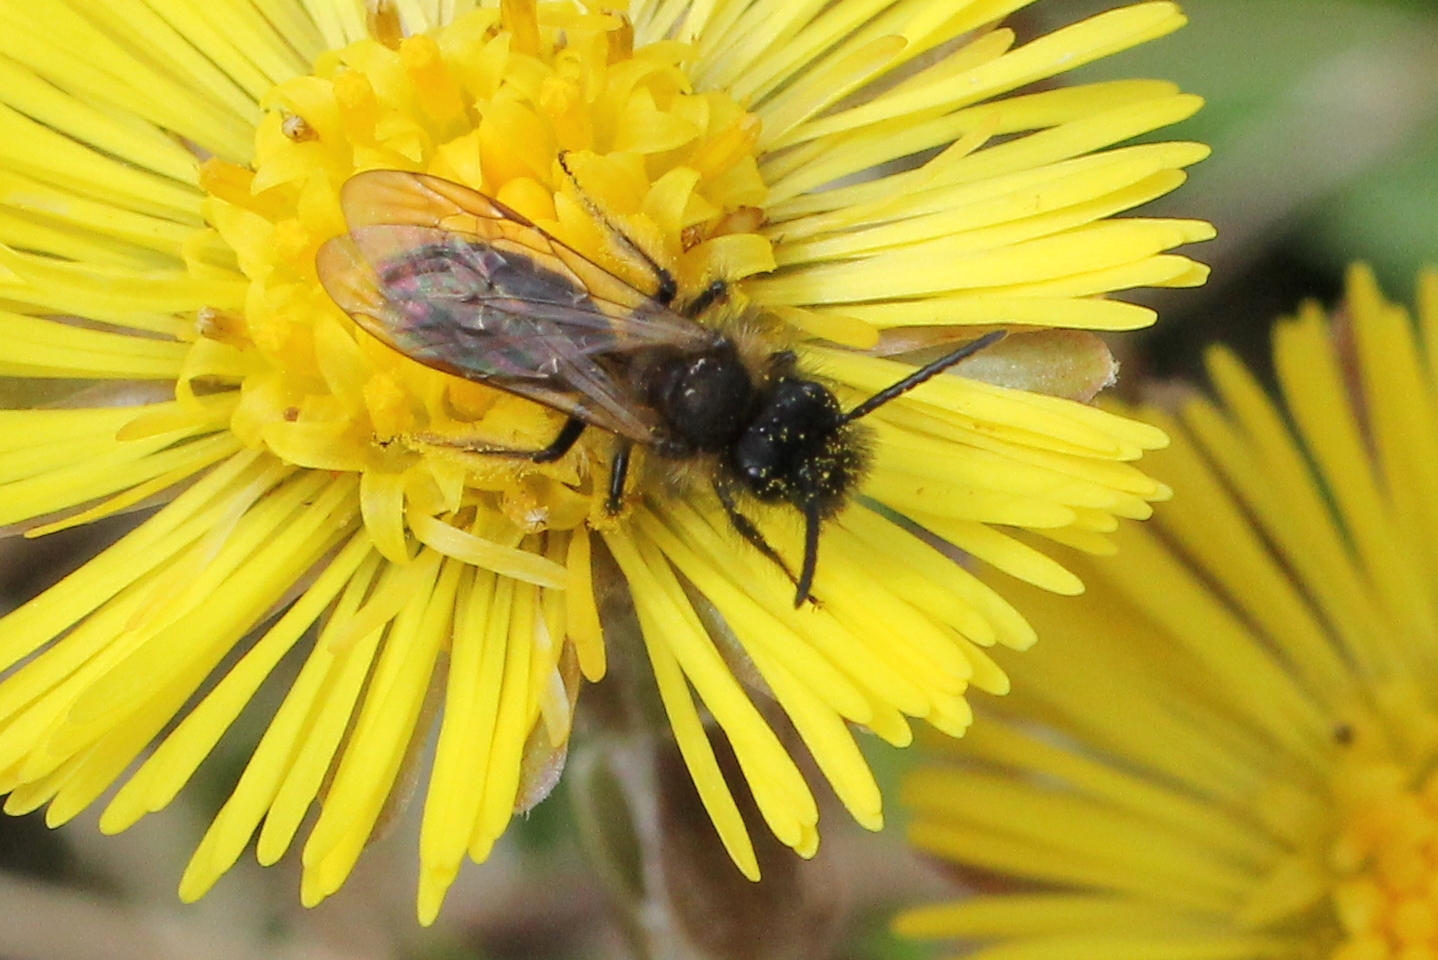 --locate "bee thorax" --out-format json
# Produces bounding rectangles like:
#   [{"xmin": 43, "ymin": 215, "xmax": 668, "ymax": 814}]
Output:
[{"xmin": 646, "ymin": 339, "xmax": 755, "ymax": 456}]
